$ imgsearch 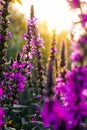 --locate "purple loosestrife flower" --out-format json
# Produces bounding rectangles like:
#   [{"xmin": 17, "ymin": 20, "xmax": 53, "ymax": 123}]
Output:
[
  {"xmin": 67, "ymin": 0, "xmax": 80, "ymax": 9},
  {"xmin": 70, "ymin": 49, "xmax": 83, "ymax": 62},
  {"xmin": 9, "ymin": 62, "xmax": 26, "ymax": 92},
  {"xmin": 0, "ymin": 108, "xmax": 5, "ymax": 119},
  {"xmin": 27, "ymin": 16, "xmax": 44, "ymax": 50},
  {"xmin": 0, "ymin": 87, "xmax": 4, "ymax": 97},
  {"xmin": 51, "ymin": 47, "xmax": 57, "ymax": 54},
  {"xmin": 0, "ymin": 35, "xmax": 3, "ymax": 40},
  {"xmin": 3, "ymin": 55, "xmax": 27, "ymax": 105},
  {"xmin": 0, "ymin": 108, "xmax": 5, "ymax": 128},
  {"xmin": 65, "ymin": 66, "xmax": 87, "ymax": 129},
  {"xmin": 79, "ymin": 14, "xmax": 87, "ymax": 28},
  {"xmin": 49, "ymin": 67, "xmax": 87, "ymax": 129},
  {"xmin": 75, "ymin": 35, "xmax": 87, "ymax": 62},
  {"xmin": 77, "ymin": 35, "xmax": 87, "ymax": 45},
  {"xmin": 41, "ymin": 98, "xmax": 70, "ymax": 130},
  {"xmin": 53, "ymin": 76, "xmax": 66, "ymax": 96},
  {"xmin": 53, "ymin": 71, "xmax": 67, "ymax": 103},
  {"xmin": 11, "ymin": 61, "xmax": 26, "ymax": 70},
  {"xmin": 70, "ymin": 35, "xmax": 87, "ymax": 65},
  {"xmin": 25, "ymin": 5, "xmax": 45, "ymax": 92},
  {"xmin": 22, "ymin": 32, "xmax": 27, "ymax": 40},
  {"xmin": 21, "ymin": 7, "xmax": 37, "ymax": 89},
  {"xmin": 54, "ymin": 41, "xmax": 67, "ymax": 97},
  {"xmin": 15, "ymin": 72, "xmax": 26, "ymax": 92}
]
